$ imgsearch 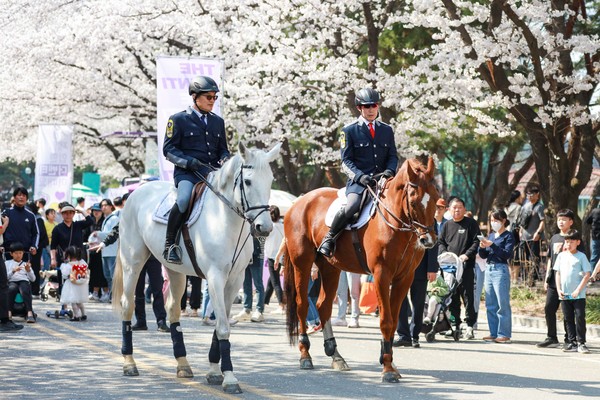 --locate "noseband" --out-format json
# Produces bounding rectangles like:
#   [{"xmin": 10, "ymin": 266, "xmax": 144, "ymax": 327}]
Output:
[{"xmin": 235, "ymin": 164, "xmax": 270, "ymax": 224}]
